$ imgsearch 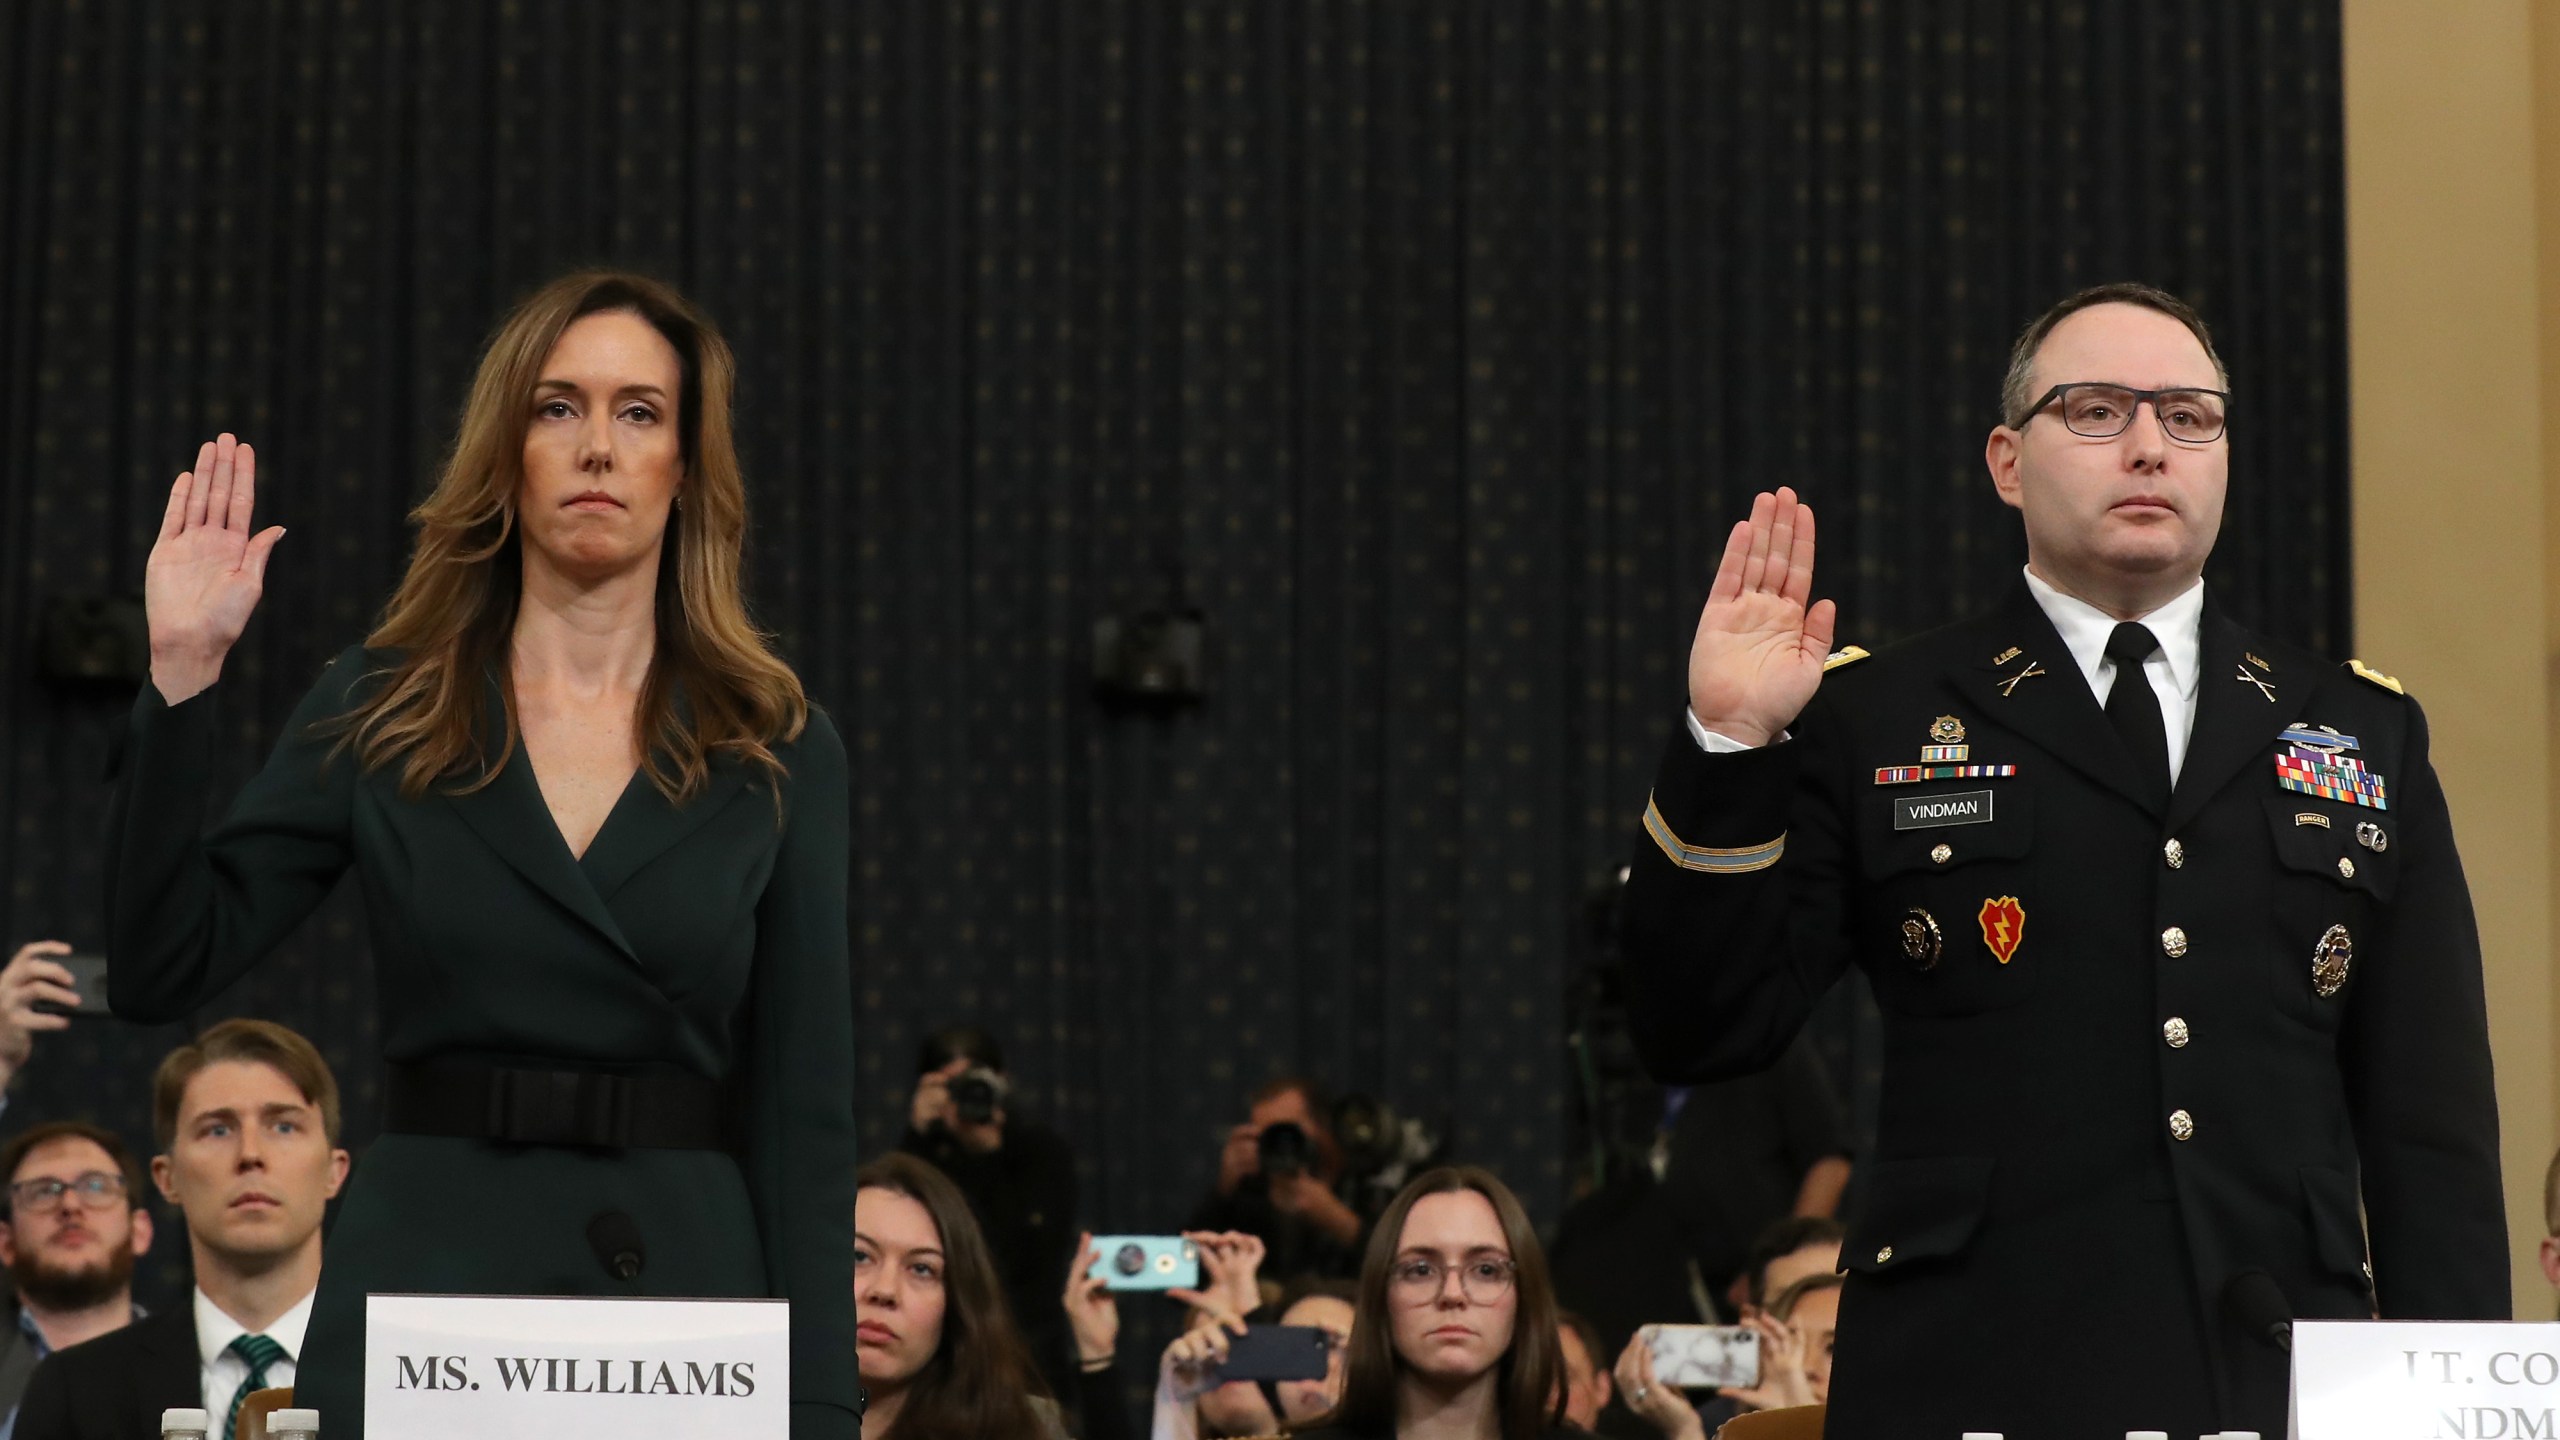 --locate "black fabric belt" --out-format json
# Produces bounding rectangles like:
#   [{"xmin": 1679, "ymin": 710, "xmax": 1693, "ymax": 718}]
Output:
[{"xmin": 385, "ymin": 1061, "xmax": 731, "ymax": 1152}]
